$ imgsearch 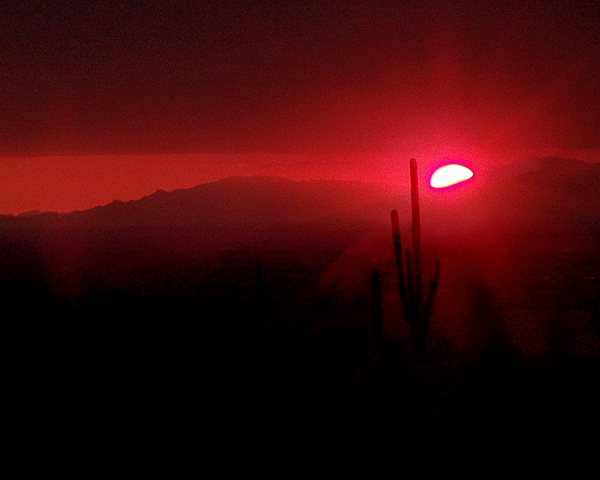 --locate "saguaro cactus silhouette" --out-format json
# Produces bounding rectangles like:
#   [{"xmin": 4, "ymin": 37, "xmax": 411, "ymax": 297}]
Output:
[{"xmin": 392, "ymin": 158, "xmax": 441, "ymax": 352}]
